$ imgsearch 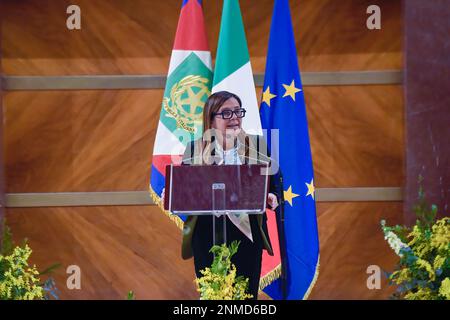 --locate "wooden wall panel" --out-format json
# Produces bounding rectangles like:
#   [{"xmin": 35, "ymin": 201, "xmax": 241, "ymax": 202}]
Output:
[
  {"xmin": 309, "ymin": 202, "xmax": 403, "ymax": 299},
  {"xmin": 3, "ymin": 90, "xmax": 160, "ymax": 192},
  {"xmin": 2, "ymin": 0, "xmax": 405, "ymax": 301},
  {"xmin": 303, "ymin": 85, "xmax": 404, "ymax": 187},
  {"xmin": 4, "ymin": 85, "xmax": 403, "ymax": 192},
  {"xmin": 5, "ymin": 202, "xmax": 403, "ymax": 299},
  {"xmin": 1, "ymin": 0, "xmax": 401, "ymax": 75},
  {"xmin": 5, "ymin": 205, "xmax": 198, "ymax": 300}
]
